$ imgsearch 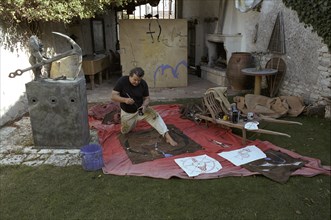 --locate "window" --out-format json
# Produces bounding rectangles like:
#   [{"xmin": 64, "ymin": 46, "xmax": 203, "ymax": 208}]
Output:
[{"xmin": 117, "ymin": 0, "xmax": 176, "ymax": 19}]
